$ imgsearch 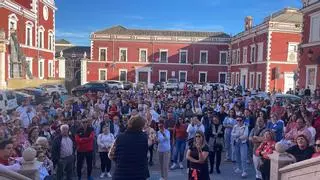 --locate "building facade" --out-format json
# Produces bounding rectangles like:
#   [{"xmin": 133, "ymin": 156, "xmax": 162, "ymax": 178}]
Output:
[
  {"xmin": 0, "ymin": 0, "xmax": 60, "ymax": 89},
  {"xmin": 299, "ymin": 0, "xmax": 320, "ymax": 92},
  {"xmin": 83, "ymin": 26, "xmax": 231, "ymax": 85},
  {"xmin": 230, "ymin": 8, "xmax": 302, "ymax": 92}
]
